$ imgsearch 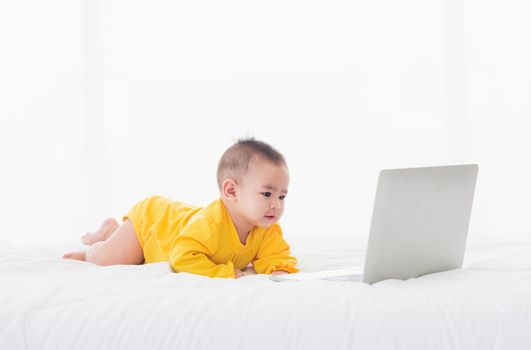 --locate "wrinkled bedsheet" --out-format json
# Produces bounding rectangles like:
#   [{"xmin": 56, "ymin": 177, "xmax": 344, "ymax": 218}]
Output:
[{"xmin": 1, "ymin": 235, "xmax": 531, "ymax": 349}]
